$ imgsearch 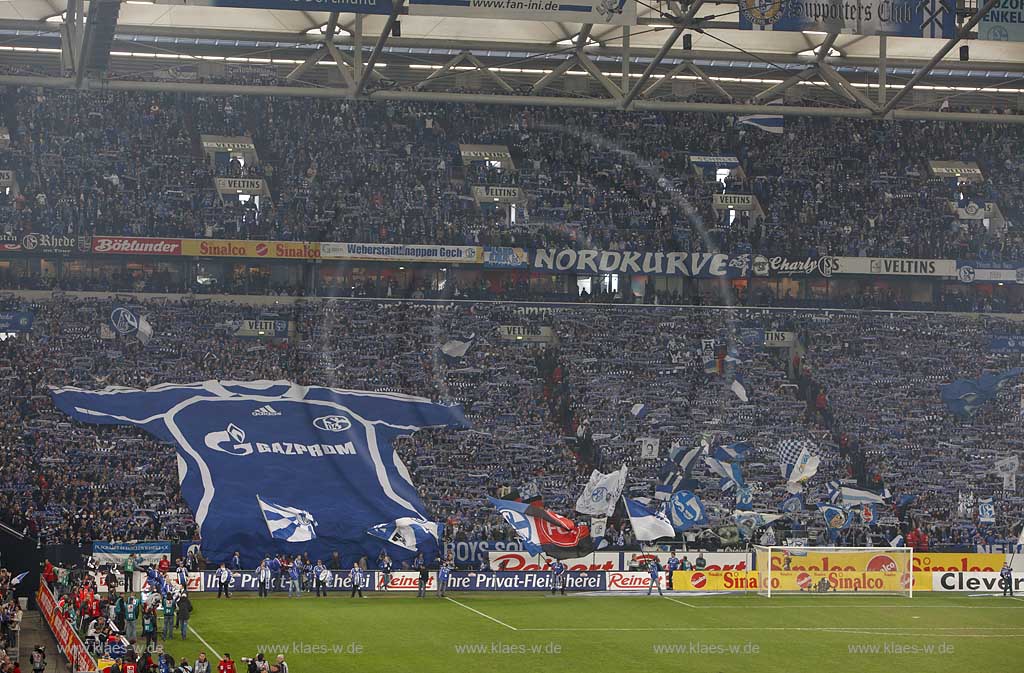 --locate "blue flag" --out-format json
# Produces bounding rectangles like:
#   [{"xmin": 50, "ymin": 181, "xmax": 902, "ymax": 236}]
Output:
[
  {"xmin": 709, "ymin": 441, "xmax": 753, "ymax": 462},
  {"xmin": 818, "ymin": 504, "xmax": 853, "ymax": 540},
  {"xmin": 734, "ymin": 484, "xmax": 754, "ymax": 511},
  {"xmin": 704, "ymin": 455, "xmax": 746, "ymax": 491},
  {"xmin": 941, "ymin": 368, "xmax": 1023, "ymax": 418},
  {"xmin": 666, "ymin": 491, "xmax": 707, "ymax": 532},
  {"xmin": 780, "ymin": 493, "xmax": 804, "ymax": 514},
  {"xmin": 366, "ymin": 517, "xmax": 443, "ymax": 552},
  {"xmin": 49, "ymin": 380, "xmax": 469, "ymax": 567},
  {"xmin": 658, "ymin": 444, "xmax": 702, "ymax": 493}
]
